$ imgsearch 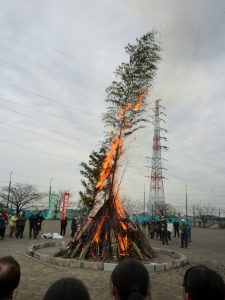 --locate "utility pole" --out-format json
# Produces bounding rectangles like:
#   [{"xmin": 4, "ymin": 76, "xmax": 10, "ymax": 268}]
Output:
[
  {"xmin": 193, "ymin": 205, "xmax": 195, "ymax": 227},
  {"xmin": 185, "ymin": 184, "xmax": 188, "ymax": 220},
  {"xmin": 7, "ymin": 171, "xmax": 13, "ymax": 209},
  {"xmin": 49, "ymin": 178, "xmax": 53, "ymax": 206},
  {"xmin": 143, "ymin": 185, "xmax": 146, "ymax": 220}
]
